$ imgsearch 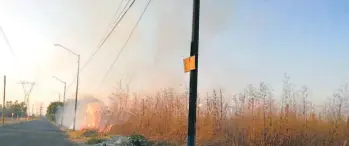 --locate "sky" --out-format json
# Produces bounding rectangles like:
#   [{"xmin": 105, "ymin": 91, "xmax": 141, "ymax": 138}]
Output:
[{"xmin": 0, "ymin": 0, "xmax": 348, "ymax": 113}]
